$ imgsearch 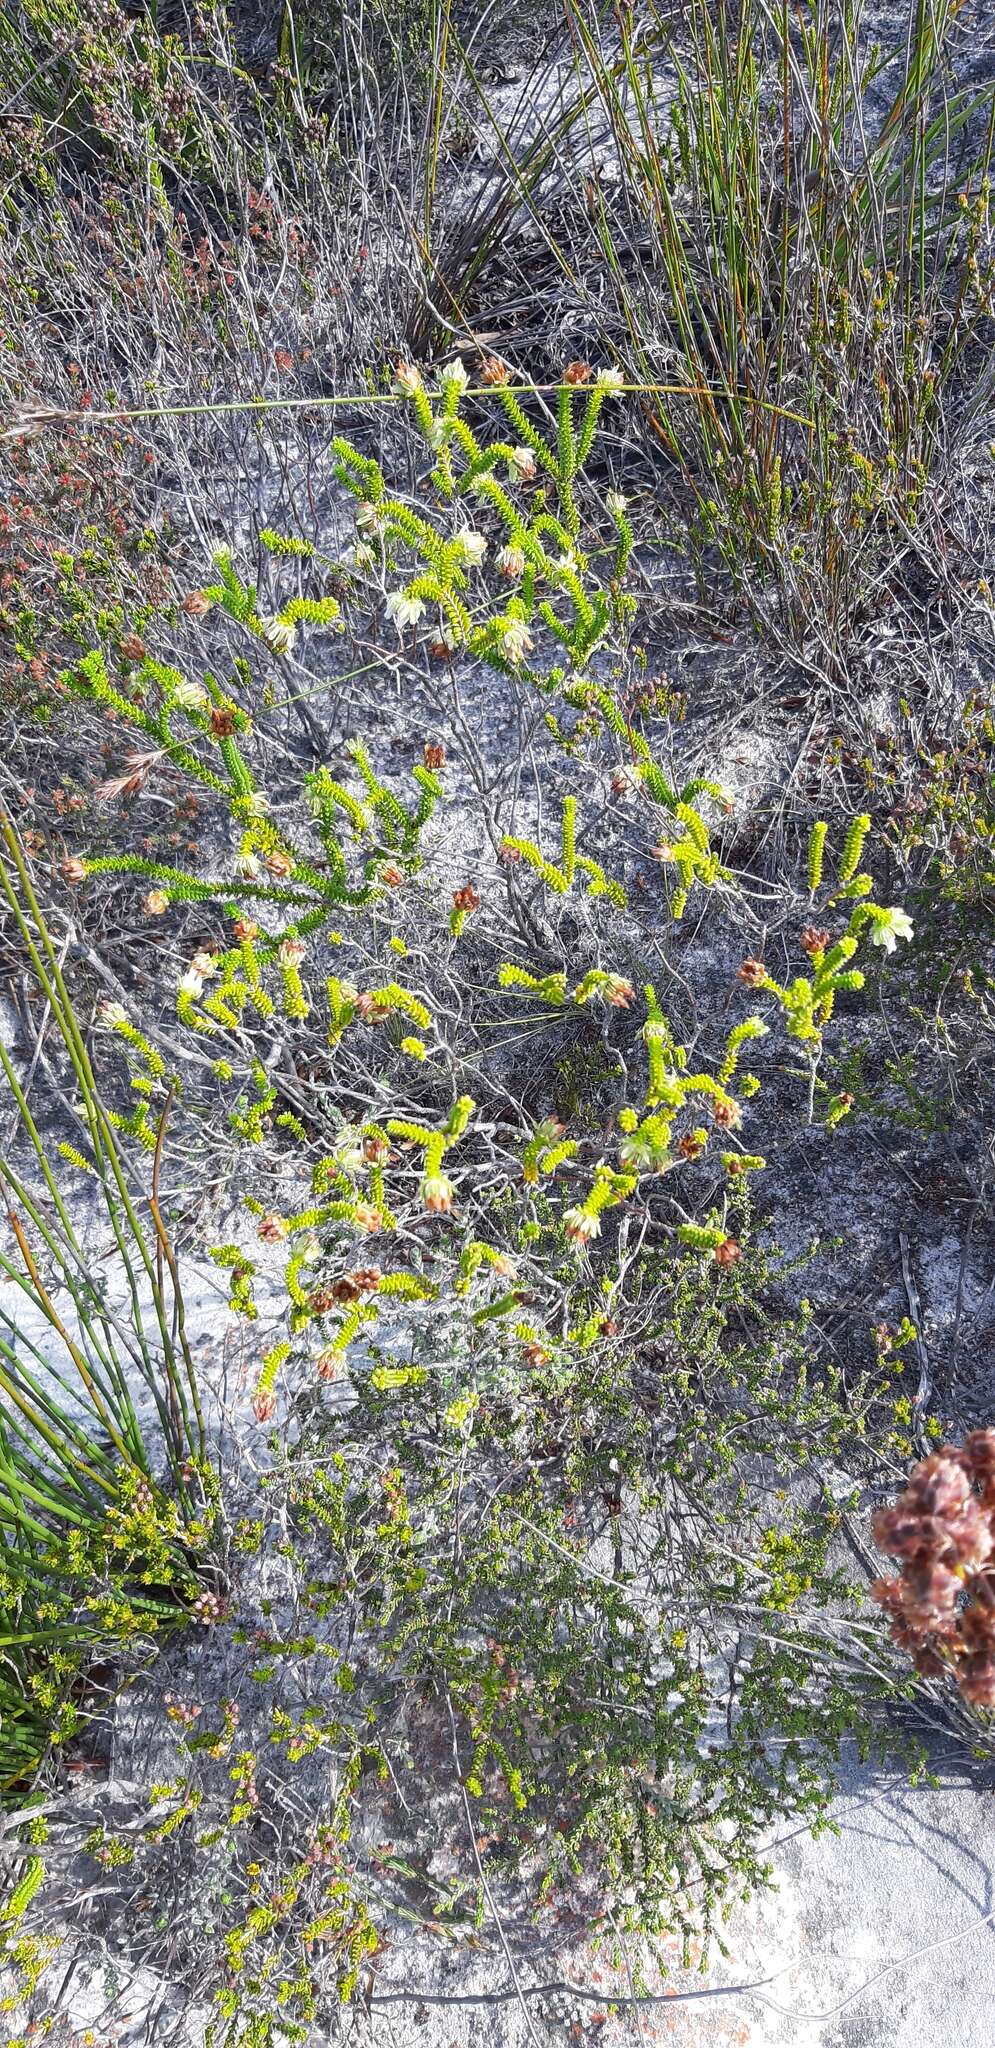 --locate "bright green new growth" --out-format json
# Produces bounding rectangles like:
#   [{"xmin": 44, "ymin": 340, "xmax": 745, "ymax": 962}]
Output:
[
  {"xmin": 807, "ymin": 820, "xmax": 828, "ymax": 895},
  {"xmin": 500, "ymin": 795, "xmax": 627, "ymax": 906}
]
